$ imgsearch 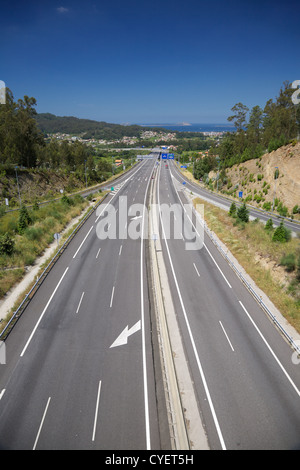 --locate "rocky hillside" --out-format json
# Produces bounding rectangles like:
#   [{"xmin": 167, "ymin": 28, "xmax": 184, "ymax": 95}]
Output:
[
  {"xmin": 0, "ymin": 169, "xmax": 86, "ymax": 208},
  {"xmin": 213, "ymin": 142, "xmax": 300, "ymax": 216}
]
